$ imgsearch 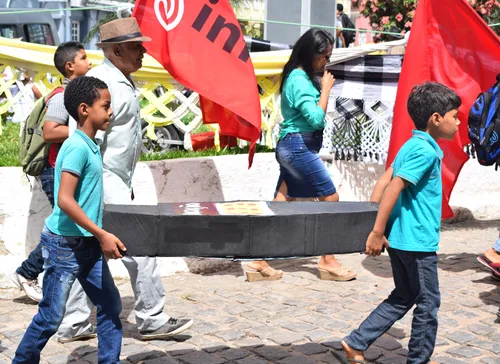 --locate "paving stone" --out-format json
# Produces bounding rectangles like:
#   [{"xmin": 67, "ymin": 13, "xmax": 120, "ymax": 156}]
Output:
[
  {"xmin": 213, "ymin": 329, "xmax": 244, "ymax": 342},
  {"xmin": 446, "ymin": 346, "xmax": 483, "ymax": 358},
  {"xmin": 219, "ymin": 348, "xmax": 250, "ymax": 361},
  {"xmin": 481, "ymin": 357, "xmax": 500, "ymax": 364},
  {"xmin": 277, "ymin": 354, "xmax": 317, "ymax": 364},
  {"xmin": 253, "ymin": 346, "xmax": 291, "ymax": 361},
  {"xmin": 373, "ymin": 335, "xmax": 403, "ymax": 351},
  {"xmin": 267, "ymin": 330, "xmax": 305, "ymax": 346},
  {"xmin": 375, "ymin": 353, "xmax": 407, "ymax": 364},
  {"xmin": 469, "ymin": 340, "xmax": 500, "ymax": 355},
  {"xmin": 446, "ymin": 331, "xmax": 477, "ymax": 344},
  {"xmin": 193, "ymin": 321, "xmax": 218, "ymax": 334},
  {"xmin": 467, "ymin": 324, "xmax": 496, "ymax": 336},
  {"xmin": 364, "ymin": 346, "xmax": 383, "ymax": 361},
  {"xmin": 432, "ymin": 356, "xmax": 468, "ymax": 364},
  {"xmin": 235, "ymin": 337, "xmax": 265, "ymax": 348},
  {"xmin": 126, "ymin": 350, "xmax": 165, "ymax": 363},
  {"xmin": 143, "ymin": 355, "xmax": 180, "ymax": 364},
  {"xmin": 177, "ymin": 350, "xmax": 226, "ymax": 364},
  {"xmin": 305, "ymin": 329, "xmax": 336, "ymax": 343},
  {"xmin": 280, "ymin": 322, "xmax": 317, "ymax": 333},
  {"xmin": 324, "ymin": 320, "xmax": 350, "ymax": 331},
  {"xmin": 451, "ymin": 309, "xmax": 479, "ymax": 318},
  {"xmin": 165, "ymin": 342, "xmax": 197, "ymax": 356},
  {"xmin": 321, "ymin": 340, "xmax": 343, "ymax": 351},
  {"xmin": 292, "ymin": 342, "xmax": 328, "ymax": 356},
  {"xmin": 235, "ymin": 356, "xmax": 269, "ymax": 364},
  {"xmin": 41, "ymin": 354, "xmax": 75, "ymax": 364}
]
